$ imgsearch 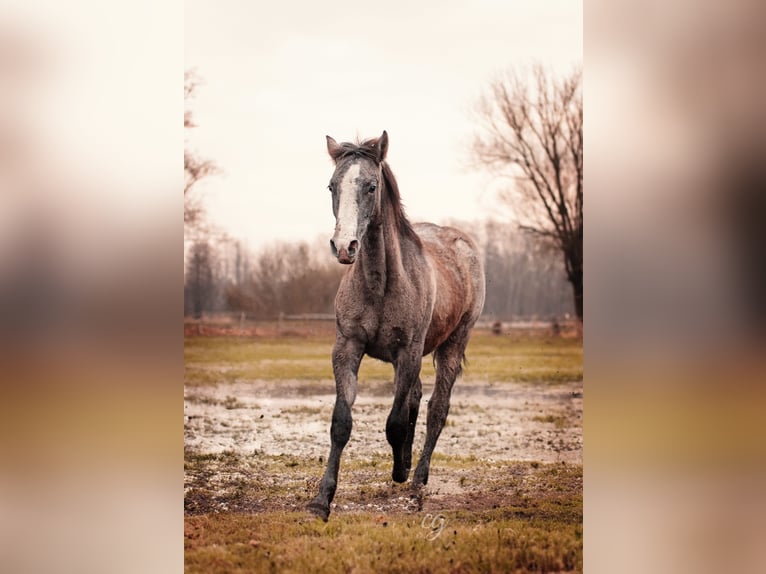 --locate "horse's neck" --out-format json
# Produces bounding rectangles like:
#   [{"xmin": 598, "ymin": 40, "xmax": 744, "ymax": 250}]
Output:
[{"xmin": 357, "ymin": 206, "xmax": 406, "ymax": 298}]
